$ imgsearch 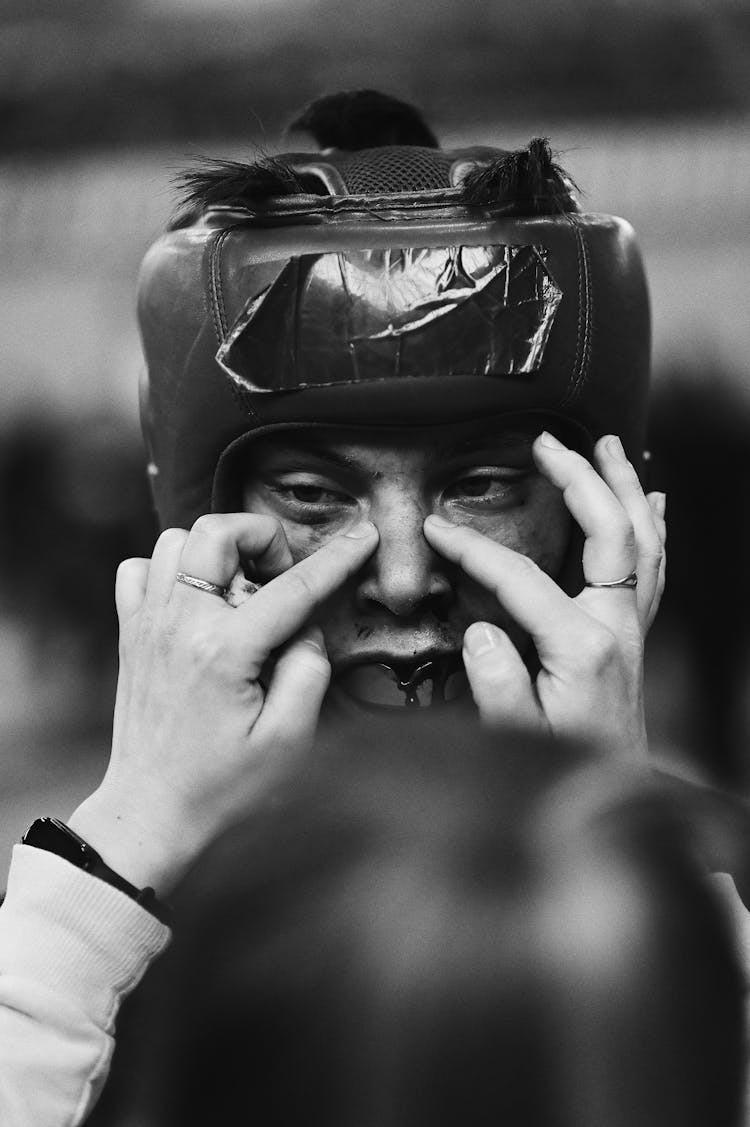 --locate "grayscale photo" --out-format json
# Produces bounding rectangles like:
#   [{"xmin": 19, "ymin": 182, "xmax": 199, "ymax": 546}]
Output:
[{"xmin": 0, "ymin": 0, "xmax": 748, "ymax": 1123}]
